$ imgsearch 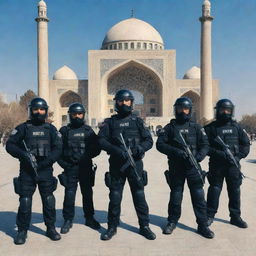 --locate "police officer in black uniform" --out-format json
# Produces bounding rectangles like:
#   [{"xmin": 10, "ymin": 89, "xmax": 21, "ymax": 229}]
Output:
[
  {"xmin": 156, "ymin": 97, "xmax": 214, "ymax": 239},
  {"xmin": 205, "ymin": 99, "xmax": 250, "ymax": 228},
  {"xmin": 58, "ymin": 103, "xmax": 101, "ymax": 234},
  {"xmin": 98, "ymin": 89, "xmax": 156, "ymax": 241},
  {"xmin": 6, "ymin": 97, "xmax": 62, "ymax": 244}
]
